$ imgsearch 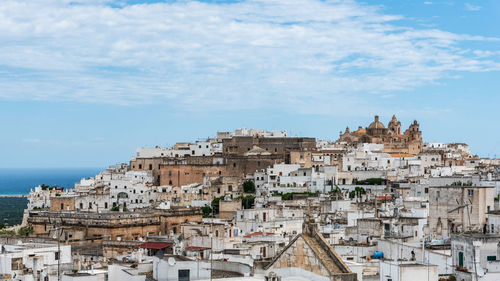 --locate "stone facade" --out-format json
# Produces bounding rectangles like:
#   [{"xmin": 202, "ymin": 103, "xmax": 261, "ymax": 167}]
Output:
[
  {"xmin": 263, "ymin": 222, "xmax": 357, "ymax": 281},
  {"xmin": 338, "ymin": 115, "xmax": 423, "ymax": 154},
  {"xmin": 28, "ymin": 208, "xmax": 202, "ymax": 242},
  {"xmin": 428, "ymin": 186, "xmax": 494, "ymax": 237},
  {"xmin": 222, "ymin": 136, "xmax": 316, "ymax": 158},
  {"xmin": 219, "ymin": 200, "xmax": 242, "ymax": 221},
  {"xmin": 50, "ymin": 196, "xmax": 76, "ymax": 212}
]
